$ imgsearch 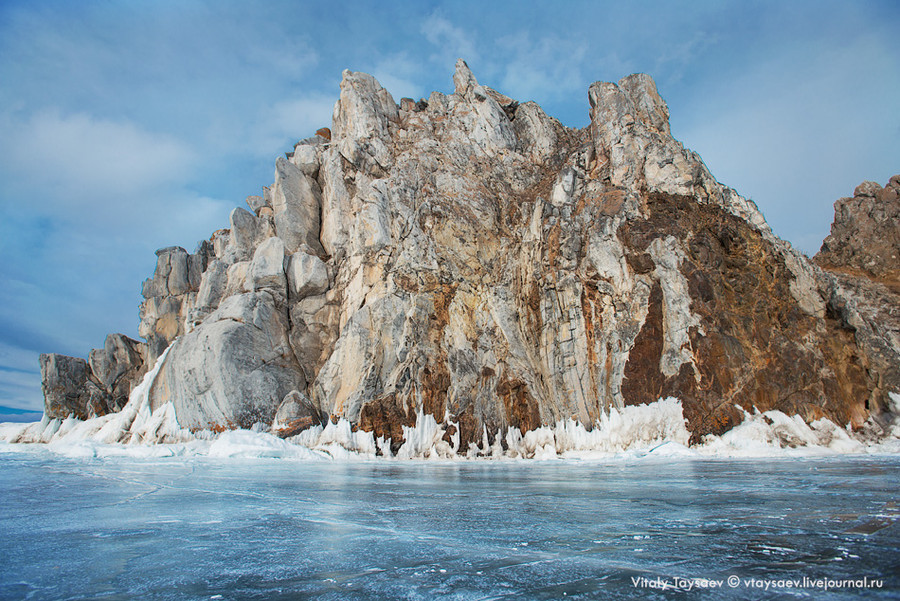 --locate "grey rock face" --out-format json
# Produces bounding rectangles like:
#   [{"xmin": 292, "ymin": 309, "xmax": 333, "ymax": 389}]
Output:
[
  {"xmin": 244, "ymin": 236, "xmax": 287, "ymax": 295},
  {"xmin": 271, "ymin": 157, "xmax": 324, "ymax": 255},
  {"xmin": 139, "ymin": 245, "xmax": 207, "ymax": 364},
  {"xmin": 288, "ymin": 293, "xmax": 340, "ymax": 385},
  {"xmin": 87, "ymin": 334, "xmax": 147, "ymax": 411},
  {"xmin": 149, "ymin": 291, "xmax": 303, "ymax": 430}
]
